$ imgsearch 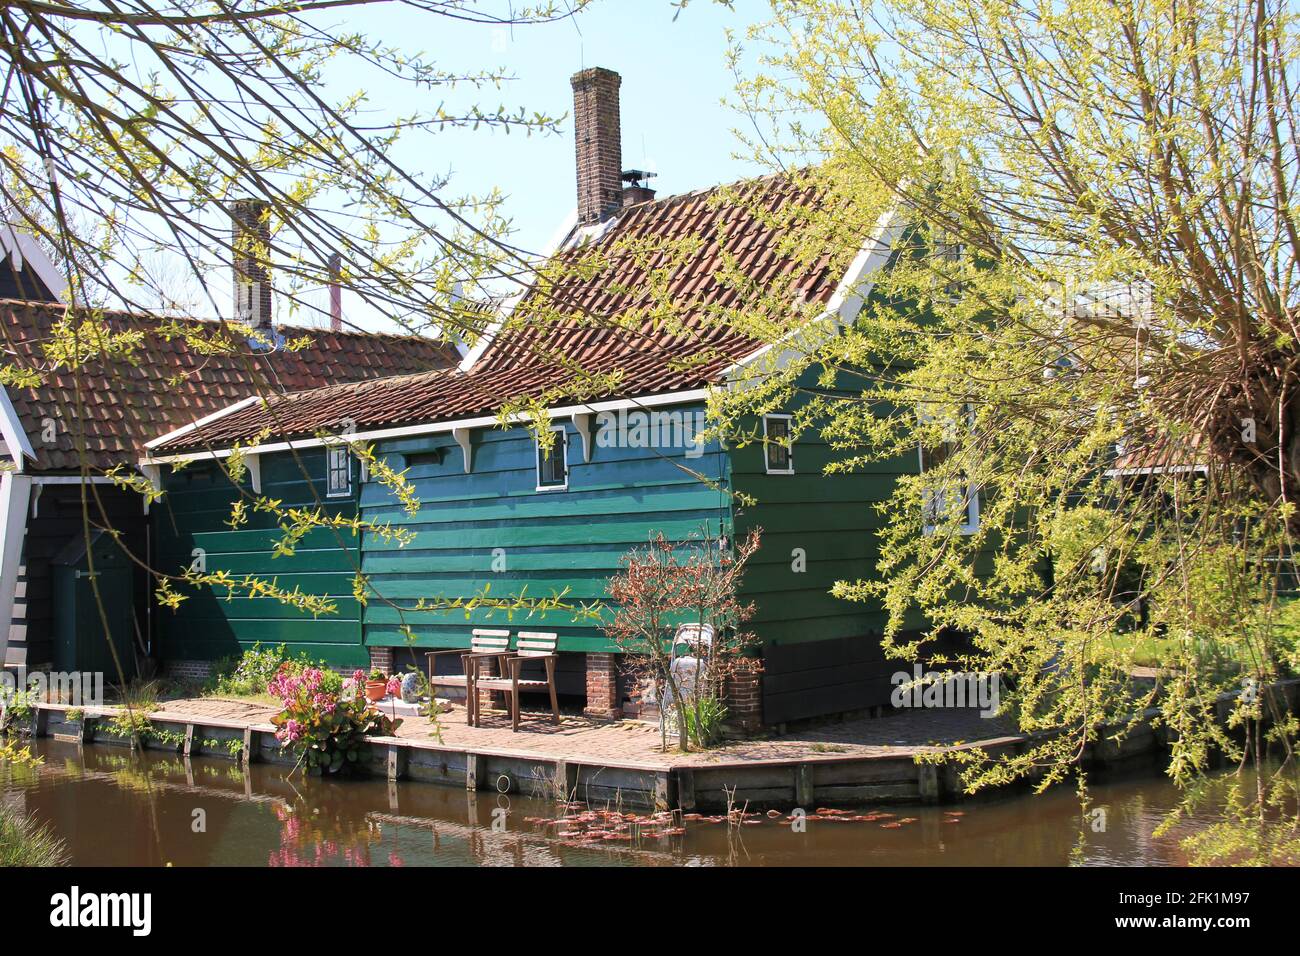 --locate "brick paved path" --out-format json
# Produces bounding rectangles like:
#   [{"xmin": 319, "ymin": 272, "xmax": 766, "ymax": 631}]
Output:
[{"xmin": 153, "ymin": 696, "xmax": 1022, "ymax": 769}]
